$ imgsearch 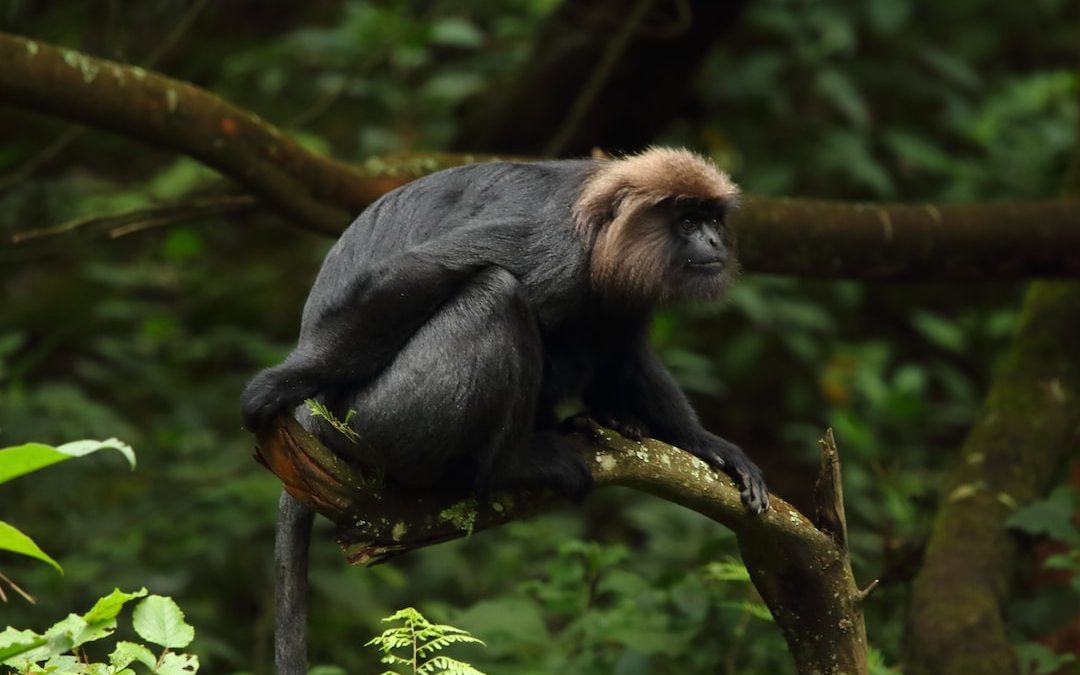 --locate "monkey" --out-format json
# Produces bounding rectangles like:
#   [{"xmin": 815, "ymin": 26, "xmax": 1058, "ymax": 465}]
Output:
[
  {"xmin": 242, "ymin": 146, "xmax": 769, "ymax": 512},
  {"xmin": 244, "ymin": 148, "xmax": 769, "ymax": 673}
]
